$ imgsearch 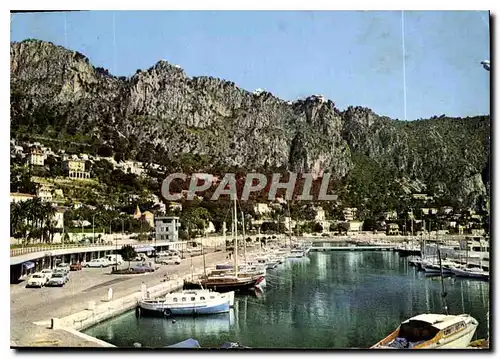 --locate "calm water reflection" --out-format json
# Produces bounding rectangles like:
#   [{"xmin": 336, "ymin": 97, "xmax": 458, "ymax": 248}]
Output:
[{"xmin": 84, "ymin": 251, "xmax": 490, "ymax": 348}]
